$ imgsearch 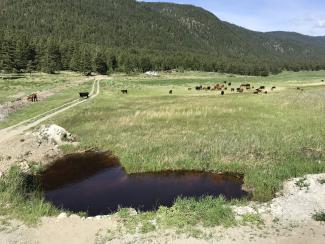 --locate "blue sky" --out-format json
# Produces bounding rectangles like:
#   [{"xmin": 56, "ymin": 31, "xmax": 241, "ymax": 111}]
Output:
[{"xmin": 142, "ymin": 0, "xmax": 325, "ymax": 36}]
